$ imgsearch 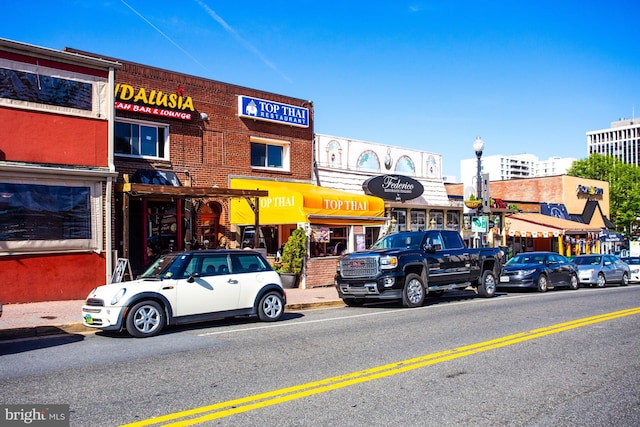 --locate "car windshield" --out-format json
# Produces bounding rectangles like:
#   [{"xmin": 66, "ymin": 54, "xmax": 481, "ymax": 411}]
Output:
[
  {"xmin": 506, "ymin": 253, "xmax": 546, "ymax": 265},
  {"xmin": 140, "ymin": 253, "xmax": 190, "ymax": 279},
  {"xmin": 370, "ymin": 232, "xmax": 424, "ymax": 250},
  {"xmin": 573, "ymin": 256, "xmax": 601, "ymax": 265}
]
